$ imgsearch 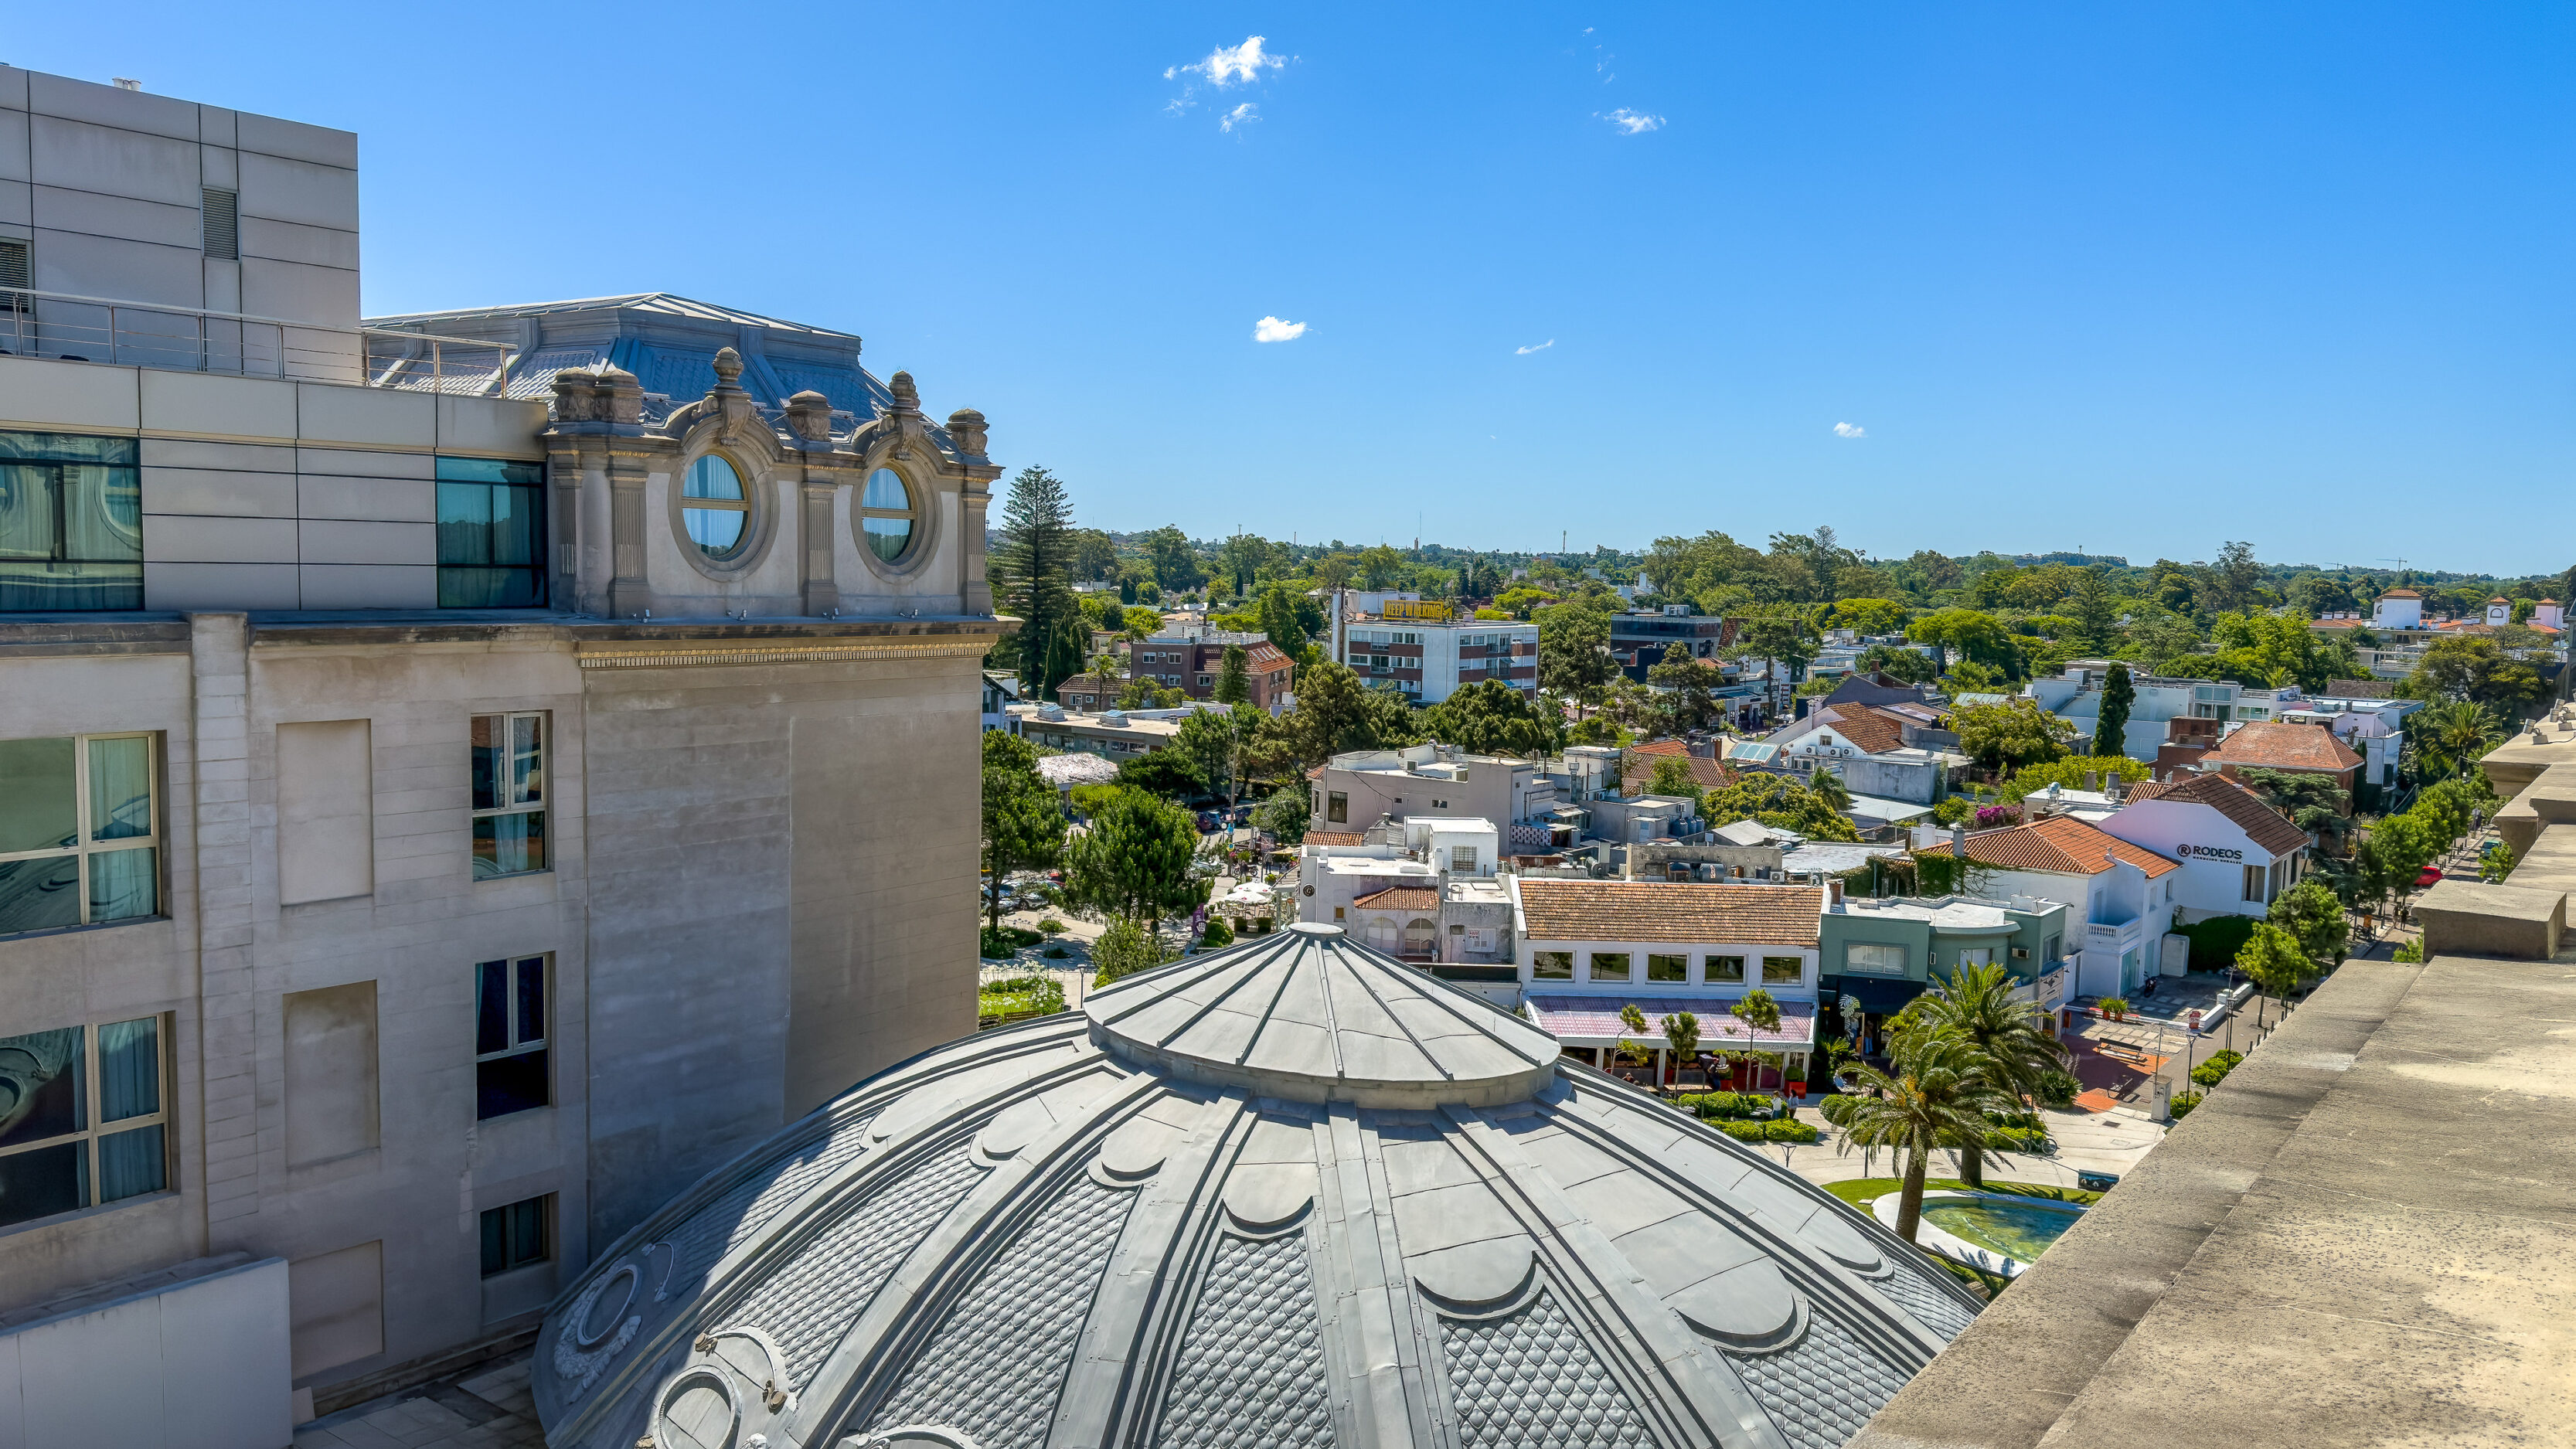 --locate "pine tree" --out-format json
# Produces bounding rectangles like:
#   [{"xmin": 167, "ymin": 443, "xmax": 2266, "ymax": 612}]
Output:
[
  {"xmin": 2093, "ymin": 661, "xmax": 2135, "ymax": 757},
  {"xmin": 1214, "ymin": 644, "xmax": 1251, "ymax": 705},
  {"xmin": 999, "ymin": 467, "xmax": 1084, "ymax": 701}
]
